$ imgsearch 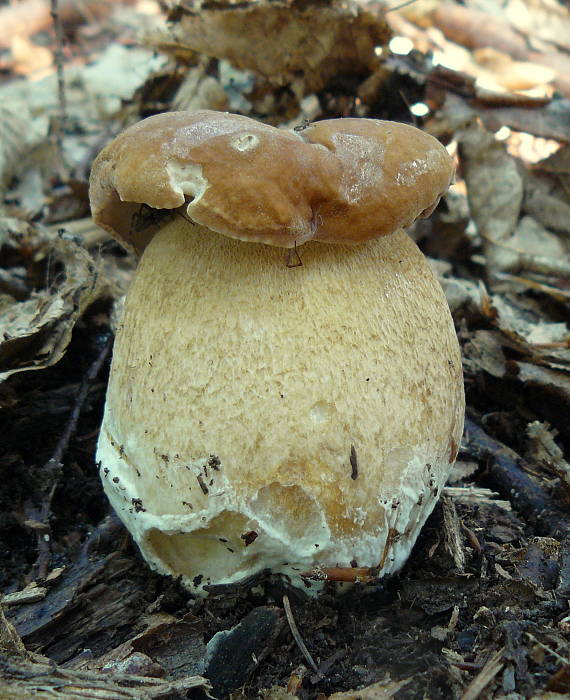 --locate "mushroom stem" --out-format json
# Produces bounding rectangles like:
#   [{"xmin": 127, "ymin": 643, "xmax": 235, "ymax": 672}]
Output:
[{"xmin": 98, "ymin": 218, "xmax": 464, "ymax": 594}]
